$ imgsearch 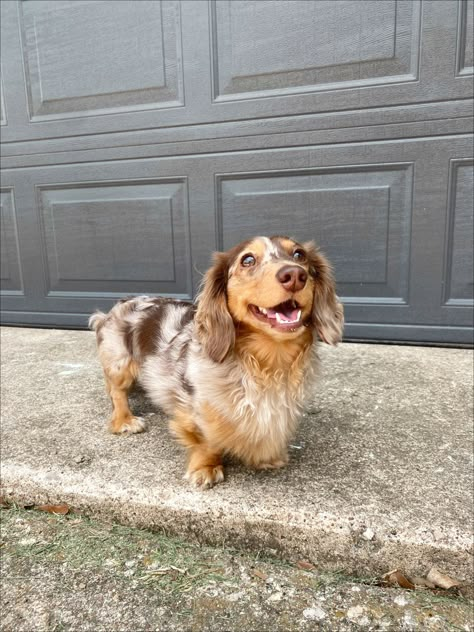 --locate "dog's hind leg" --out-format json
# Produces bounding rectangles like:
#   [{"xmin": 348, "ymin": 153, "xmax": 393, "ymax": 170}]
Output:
[{"xmin": 104, "ymin": 360, "xmax": 146, "ymax": 435}]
